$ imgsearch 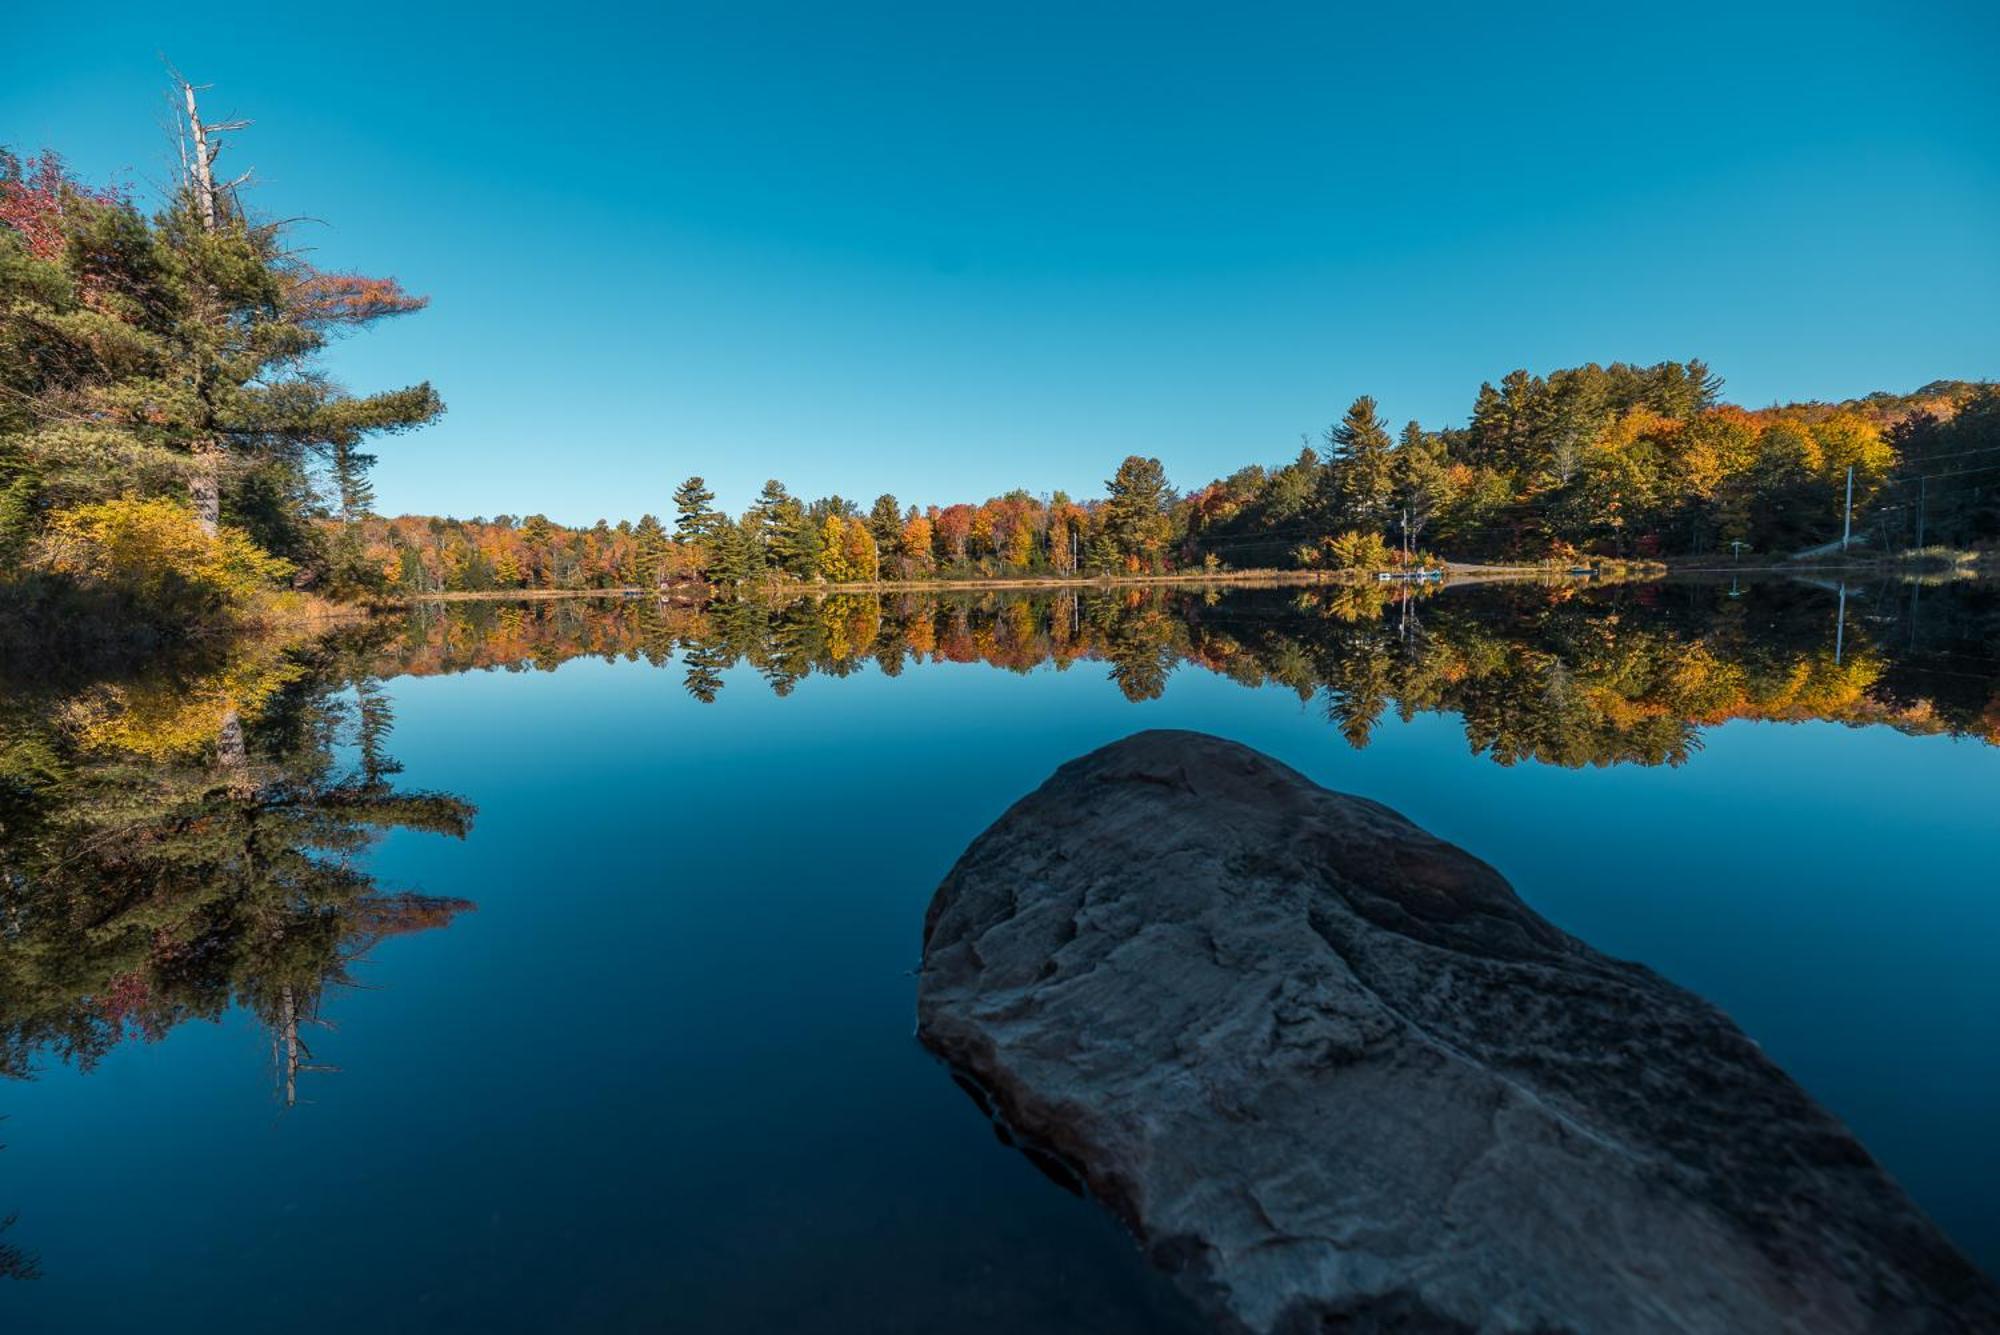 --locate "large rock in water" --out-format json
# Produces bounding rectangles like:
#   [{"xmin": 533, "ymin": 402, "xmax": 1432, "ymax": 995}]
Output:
[{"xmin": 916, "ymin": 730, "xmax": 1998, "ymax": 1334}]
